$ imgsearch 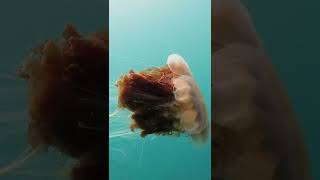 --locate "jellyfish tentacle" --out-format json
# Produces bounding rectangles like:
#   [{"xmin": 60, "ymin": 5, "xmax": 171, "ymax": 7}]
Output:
[
  {"xmin": 109, "ymin": 131, "xmax": 135, "ymax": 139},
  {"xmin": 0, "ymin": 146, "xmax": 44, "ymax": 175},
  {"xmin": 0, "ymin": 73, "xmax": 26, "ymax": 82},
  {"xmin": 109, "ymin": 109, "xmax": 121, "ymax": 118},
  {"xmin": 78, "ymin": 122, "xmax": 106, "ymax": 132},
  {"xmin": 110, "ymin": 148, "xmax": 127, "ymax": 157},
  {"xmin": 139, "ymin": 139, "xmax": 146, "ymax": 167}
]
